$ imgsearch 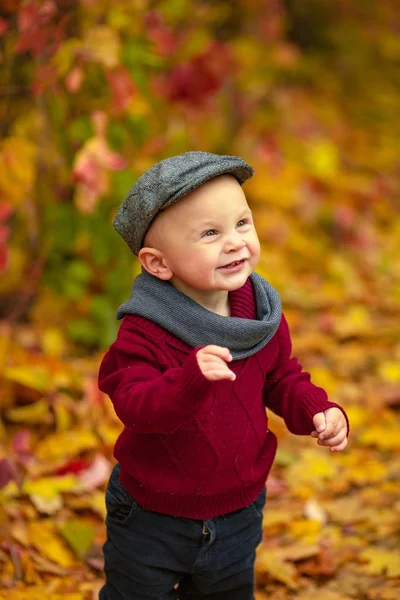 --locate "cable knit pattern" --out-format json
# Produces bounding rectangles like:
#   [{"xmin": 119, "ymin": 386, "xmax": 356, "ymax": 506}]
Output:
[{"xmin": 99, "ymin": 281, "xmax": 349, "ymax": 520}]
